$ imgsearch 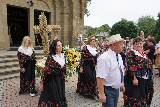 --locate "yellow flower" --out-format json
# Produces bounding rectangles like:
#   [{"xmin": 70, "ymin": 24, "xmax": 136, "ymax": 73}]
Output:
[
  {"xmin": 67, "ymin": 53, "xmax": 73, "ymax": 60},
  {"xmin": 71, "ymin": 59, "xmax": 76, "ymax": 66},
  {"xmin": 67, "ymin": 49, "xmax": 73, "ymax": 54}
]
